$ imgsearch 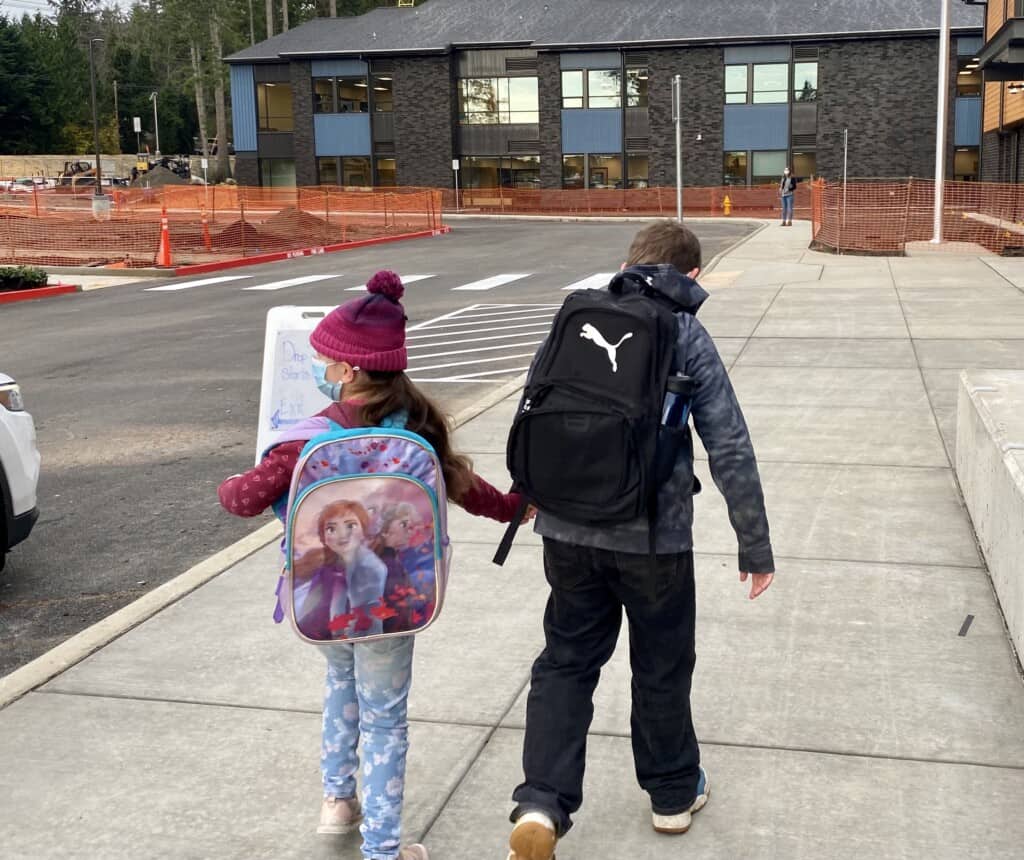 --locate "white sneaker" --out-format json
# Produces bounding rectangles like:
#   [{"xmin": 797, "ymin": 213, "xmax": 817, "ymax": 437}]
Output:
[
  {"xmin": 651, "ymin": 767, "xmax": 710, "ymax": 834},
  {"xmin": 317, "ymin": 795, "xmax": 362, "ymax": 834},
  {"xmin": 508, "ymin": 811, "xmax": 558, "ymax": 860},
  {"xmin": 398, "ymin": 845, "xmax": 429, "ymax": 860}
]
